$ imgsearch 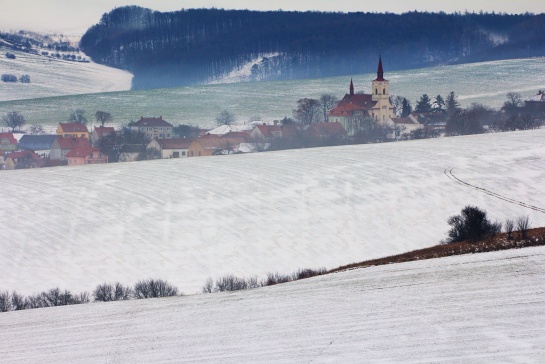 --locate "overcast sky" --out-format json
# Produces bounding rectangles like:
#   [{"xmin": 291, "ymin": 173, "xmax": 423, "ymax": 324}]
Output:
[{"xmin": 2, "ymin": 0, "xmax": 544, "ymax": 34}]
